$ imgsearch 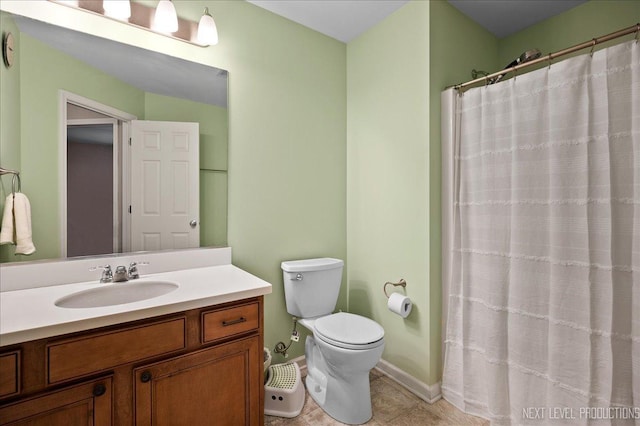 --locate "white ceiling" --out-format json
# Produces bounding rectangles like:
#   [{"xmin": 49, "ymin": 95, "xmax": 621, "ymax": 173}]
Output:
[
  {"xmin": 247, "ymin": 0, "xmax": 588, "ymax": 42},
  {"xmin": 246, "ymin": 0, "xmax": 409, "ymax": 43},
  {"xmin": 448, "ymin": 0, "xmax": 587, "ymax": 38}
]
